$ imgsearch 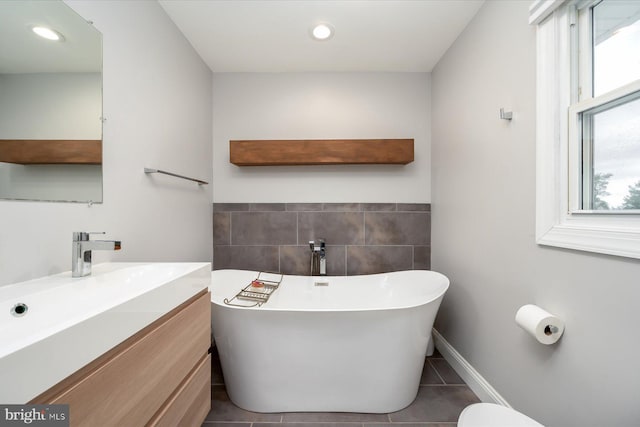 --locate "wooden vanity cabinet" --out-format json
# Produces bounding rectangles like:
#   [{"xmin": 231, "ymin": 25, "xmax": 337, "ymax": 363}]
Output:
[{"xmin": 31, "ymin": 290, "xmax": 211, "ymax": 427}]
